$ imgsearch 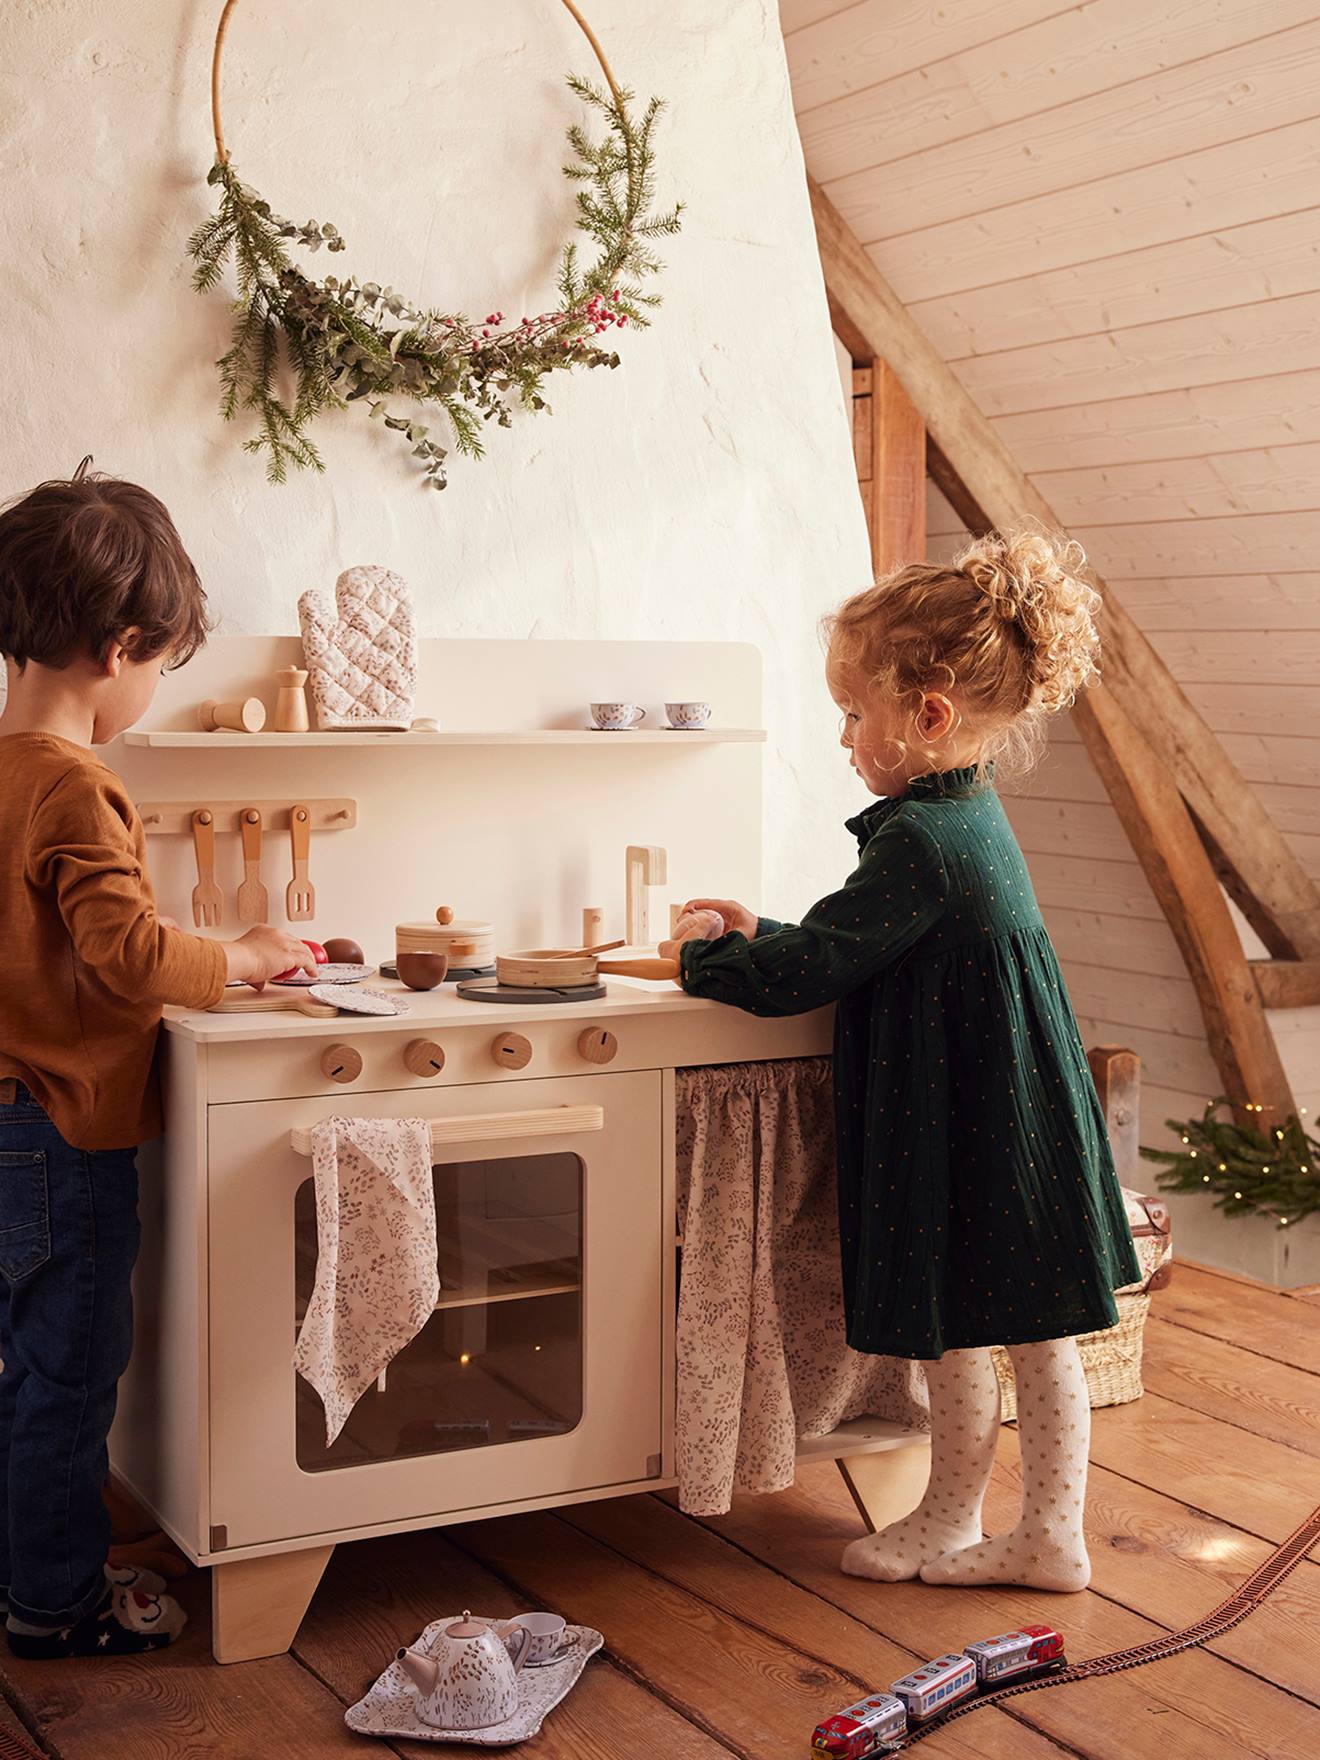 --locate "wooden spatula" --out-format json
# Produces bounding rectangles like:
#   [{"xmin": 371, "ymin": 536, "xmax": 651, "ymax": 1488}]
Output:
[
  {"xmin": 237, "ymin": 808, "xmax": 269, "ymax": 924},
  {"xmin": 286, "ymin": 803, "xmax": 315, "ymax": 921},
  {"xmin": 190, "ymin": 809, "xmax": 222, "ymax": 927}
]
